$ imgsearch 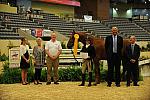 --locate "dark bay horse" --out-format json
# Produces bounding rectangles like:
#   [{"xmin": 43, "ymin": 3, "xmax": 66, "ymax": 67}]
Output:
[{"xmin": 67, "ymin": 32, "xmax": 130, "ymax": 84}]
